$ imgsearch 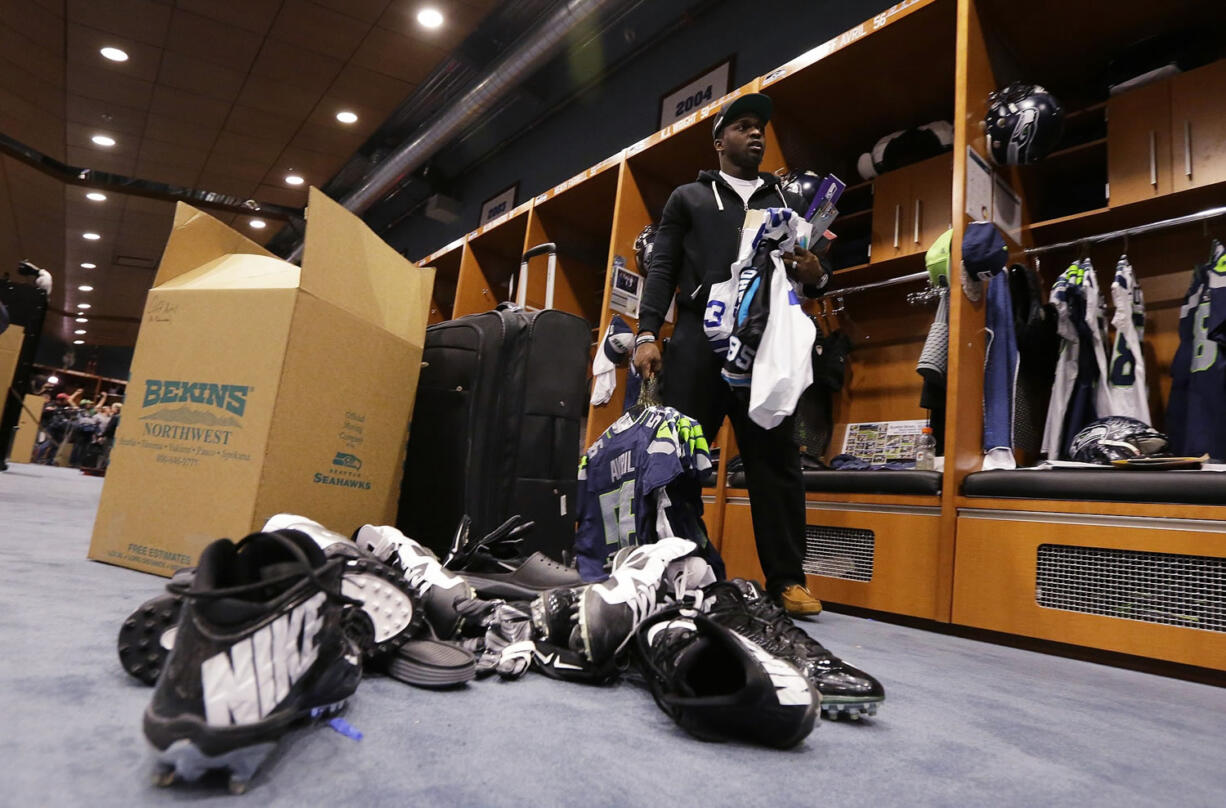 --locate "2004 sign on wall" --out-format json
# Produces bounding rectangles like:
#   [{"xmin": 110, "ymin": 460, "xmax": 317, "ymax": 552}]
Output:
[{"xmin": 658, "ymin": 58, "xmax": 733, "ymax": 129}]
